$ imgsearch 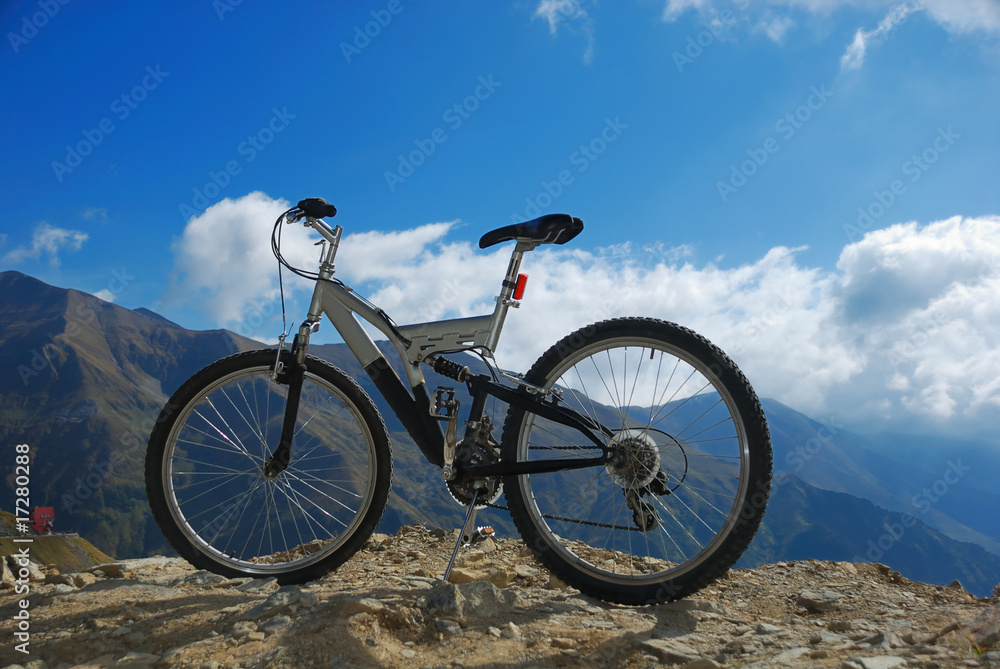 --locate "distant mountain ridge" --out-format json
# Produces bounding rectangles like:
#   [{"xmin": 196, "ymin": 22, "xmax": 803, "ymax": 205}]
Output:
[{"xmin": 1, "ymin": 270, "xmax": 998, "ymax": 595}]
